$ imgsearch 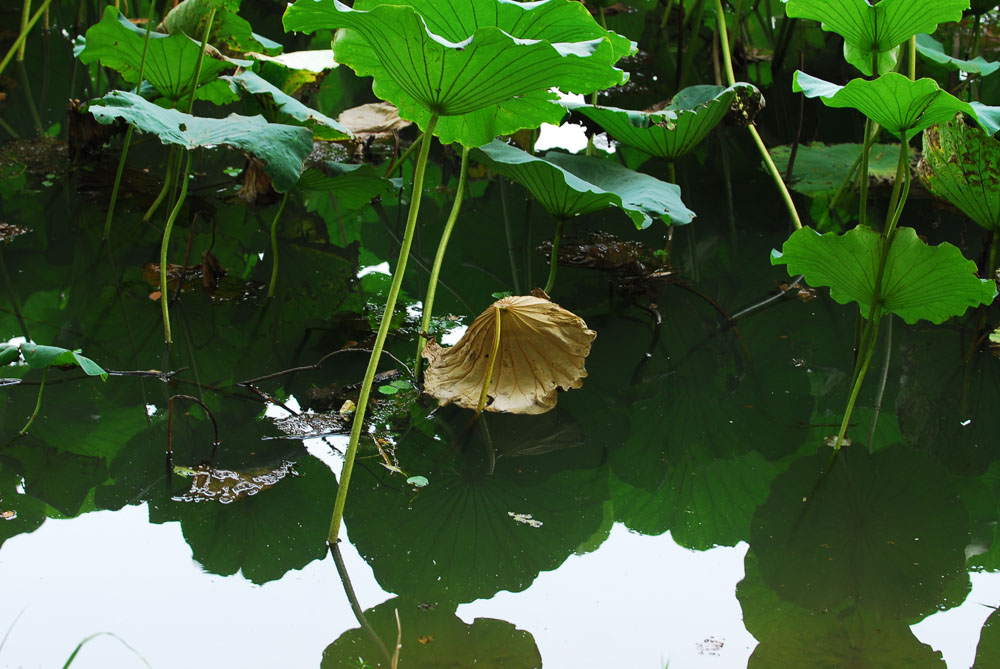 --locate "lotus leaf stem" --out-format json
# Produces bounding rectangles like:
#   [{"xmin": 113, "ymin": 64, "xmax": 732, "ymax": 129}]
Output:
[
  {"xmin": 0, "ymin": 0, "xmax": 50, "ymax": 79},
  {"xmin": 858, "ymin": 118, "xmax": 874, "ymax": 229},
  {"xmin": 328, "ymin": 114, "xmax": 440, "ymax": 545},
  {"xmin": 544, "ymin": 217, "xmax": 566, "ymax": 294},
  {"xmin": 143, "ymin": 148, "xmax": 175, "ymax": 222},
  {"xmin": 18, "ymin": 1, "xmax": 31, "ymax": 62},
  {"xmin": 713, "ymin": 0, "xmax": 801, "ymax": 230},
  {"xmin": 104, "ymin": 0, "xmax": 158, "ymax": 240},
  {"xmin": 17, "ymin": 367, "xmax": 45, "ymax": 437},
  {"xmin": 159, "ymin": 151, "xmax": 193, "ymax": 343},
  {"xmin": 500, "ymin": 176, "xmax": 522, "ymax": 295},
  {"xmin": 330, "ymin": 542, "xmax": 392, "ymax": 666},
  {"xmin": 267, "ymin": 191, "xmax": 290, "ymax": 298},
  {"xmin": 909, "ymin": 36, "xmax": 916, "ymax": 80},
  {"xmin": 476, "ymin": 306, "xmax": 503, "ymax": 415},
  {"xmin": 384, "ymin": 132, "xmax": 423, "ymax": 178},
  {"xmin": 867, "ymin": 315, "xmax": 893, "ymax": 450},
  {"xmin": 416, "ymin": 144, "xmax": 470, "ymax": 370}
]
